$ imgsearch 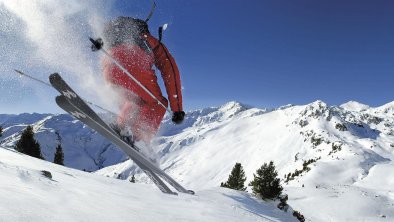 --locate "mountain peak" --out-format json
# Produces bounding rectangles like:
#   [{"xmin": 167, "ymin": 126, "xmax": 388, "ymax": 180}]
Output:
[
  {"xmin": 340, "ymin": 101, "xmax": 370, "ymax": 112},
  {"xmin": 304, "ymin": 100, "xmax": 329, "ymax": 111},
  {"xmin": 310, "ymin": 100, "xmax": 327, "ymax": 106},
  {"xmin": 298, "ymin": 100, "xmax": 329, "ymax": 119},
  {"xmin": 374, "ymin": 101, "xmax": 394, "ymax": 115},
  {"xmin": 218, "ymin": 101, "xmax": 250, "ymax": 112},
  {"xmin": 377, "ymin": 101, "xmax": 394, "ymax": 109}
]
